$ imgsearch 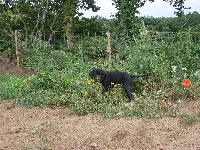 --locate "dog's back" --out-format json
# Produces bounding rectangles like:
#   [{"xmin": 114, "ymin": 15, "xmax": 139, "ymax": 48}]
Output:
[{"xmin": 107, "ymin": 71, "xmax": 132, "ymax": 84}]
